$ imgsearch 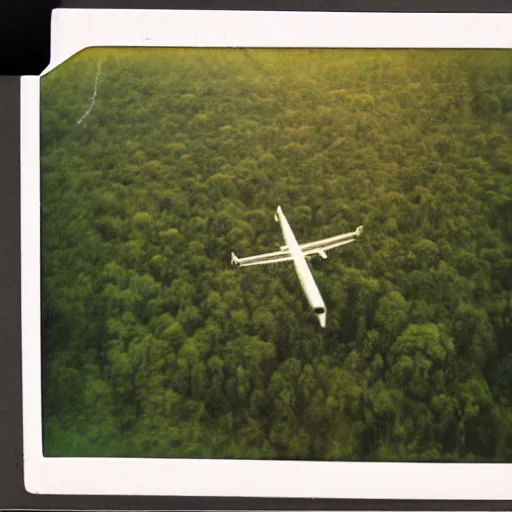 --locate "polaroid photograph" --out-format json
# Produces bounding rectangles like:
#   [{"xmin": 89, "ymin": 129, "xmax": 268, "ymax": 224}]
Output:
[{"xmin": 19, "ymin": 8, "xmax": 512, "ymax": 501}]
